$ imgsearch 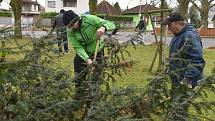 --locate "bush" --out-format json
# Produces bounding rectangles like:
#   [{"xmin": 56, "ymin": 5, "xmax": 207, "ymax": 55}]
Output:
[
  {"xmin": 0, "ymin": 11, "xmax": 12, "ymax": 17},
  {"xmin": 97, "ymin": 14, "xmax": 133, "ymax": 22},
  {"xmin": 40, "ymin": 12, "xmax": 58, "ymax": 18}
]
